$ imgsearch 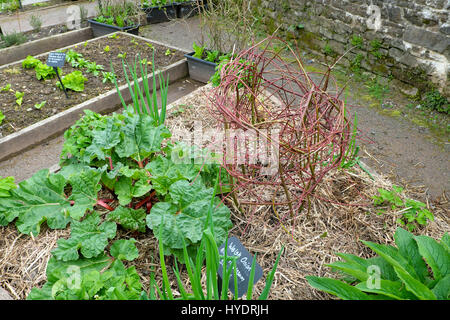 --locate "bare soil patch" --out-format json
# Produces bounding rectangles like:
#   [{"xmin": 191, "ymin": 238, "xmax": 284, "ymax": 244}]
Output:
[{"xmin": 0, "ymin": 32, "xmax": 184, "ymax": 137}]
